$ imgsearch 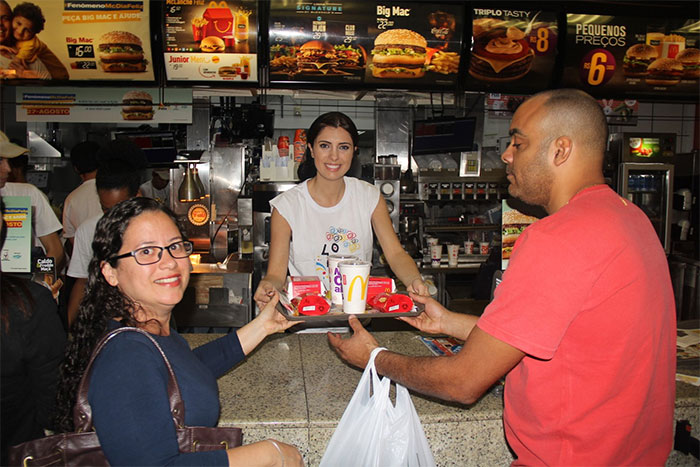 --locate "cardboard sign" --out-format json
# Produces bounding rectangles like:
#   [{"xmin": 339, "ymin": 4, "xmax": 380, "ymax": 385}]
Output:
[{"xmin": 1, "ymin": 196, "xmax": 32, "ymax": 273}]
